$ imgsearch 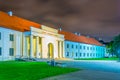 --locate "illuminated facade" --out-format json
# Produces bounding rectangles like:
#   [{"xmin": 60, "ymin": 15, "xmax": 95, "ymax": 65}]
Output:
[{"xmin": 0, "ymin": 11, "xmax": 105, "ymax": 61}]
